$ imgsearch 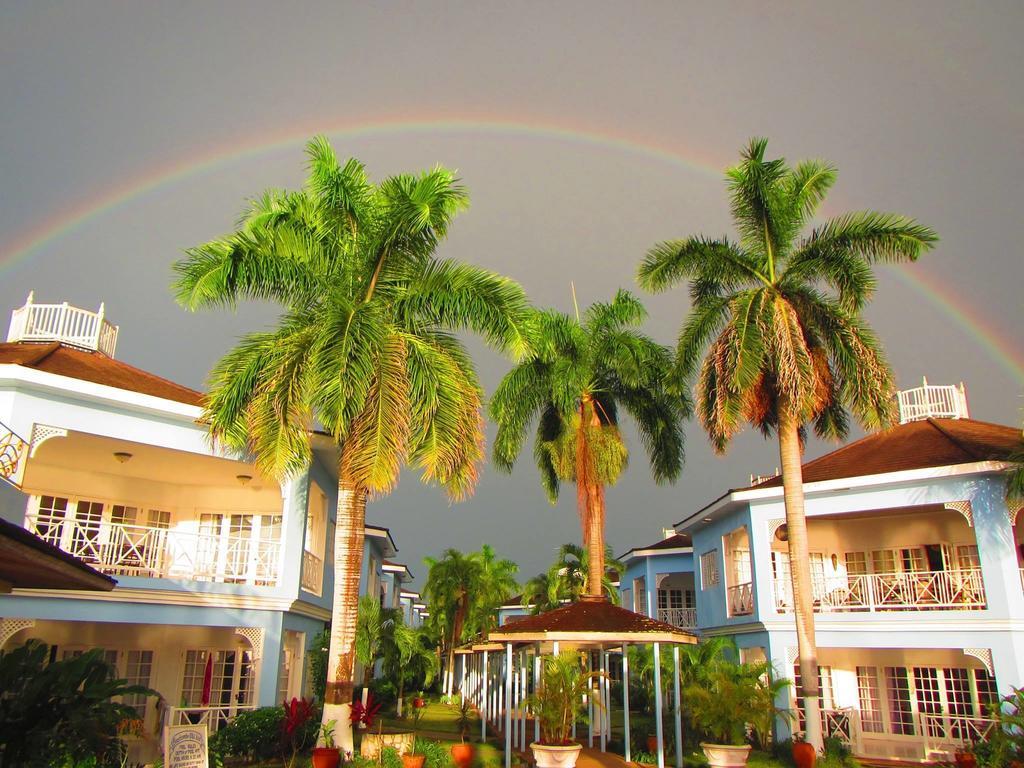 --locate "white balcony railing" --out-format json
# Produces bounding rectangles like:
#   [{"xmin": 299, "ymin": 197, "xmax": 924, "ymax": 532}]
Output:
[
  {"xmin": 170, "ymin": 704, "xmax": 257, "ymax": 733},
  {"xmin": 897, "ymin": 379, "xmax": 968, "ymax": 423},
  {"xmin": 658, "ymin": 606, "xmax": 697, "ymax": 628},
  {"xmin": 920, "ymin": 713, "xmax": 997, "ymax": 759},
  {"xmin": 301, "ymin": 550, "xmax": 323, "ymax": 594},
  {"xmin": 774, "ymin": 569, "xmax": 986, "ymax": 614},
  {"xmin": 8, "ymin": 295, "xmax": 119, "ymax": 357},
  {"xmin": 727, "ymin": 582, "xmax": 754, "ymax": 616},
  {"xmin": 26, "ymin": 515, "xmax": 281, "ymax": 586}
]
